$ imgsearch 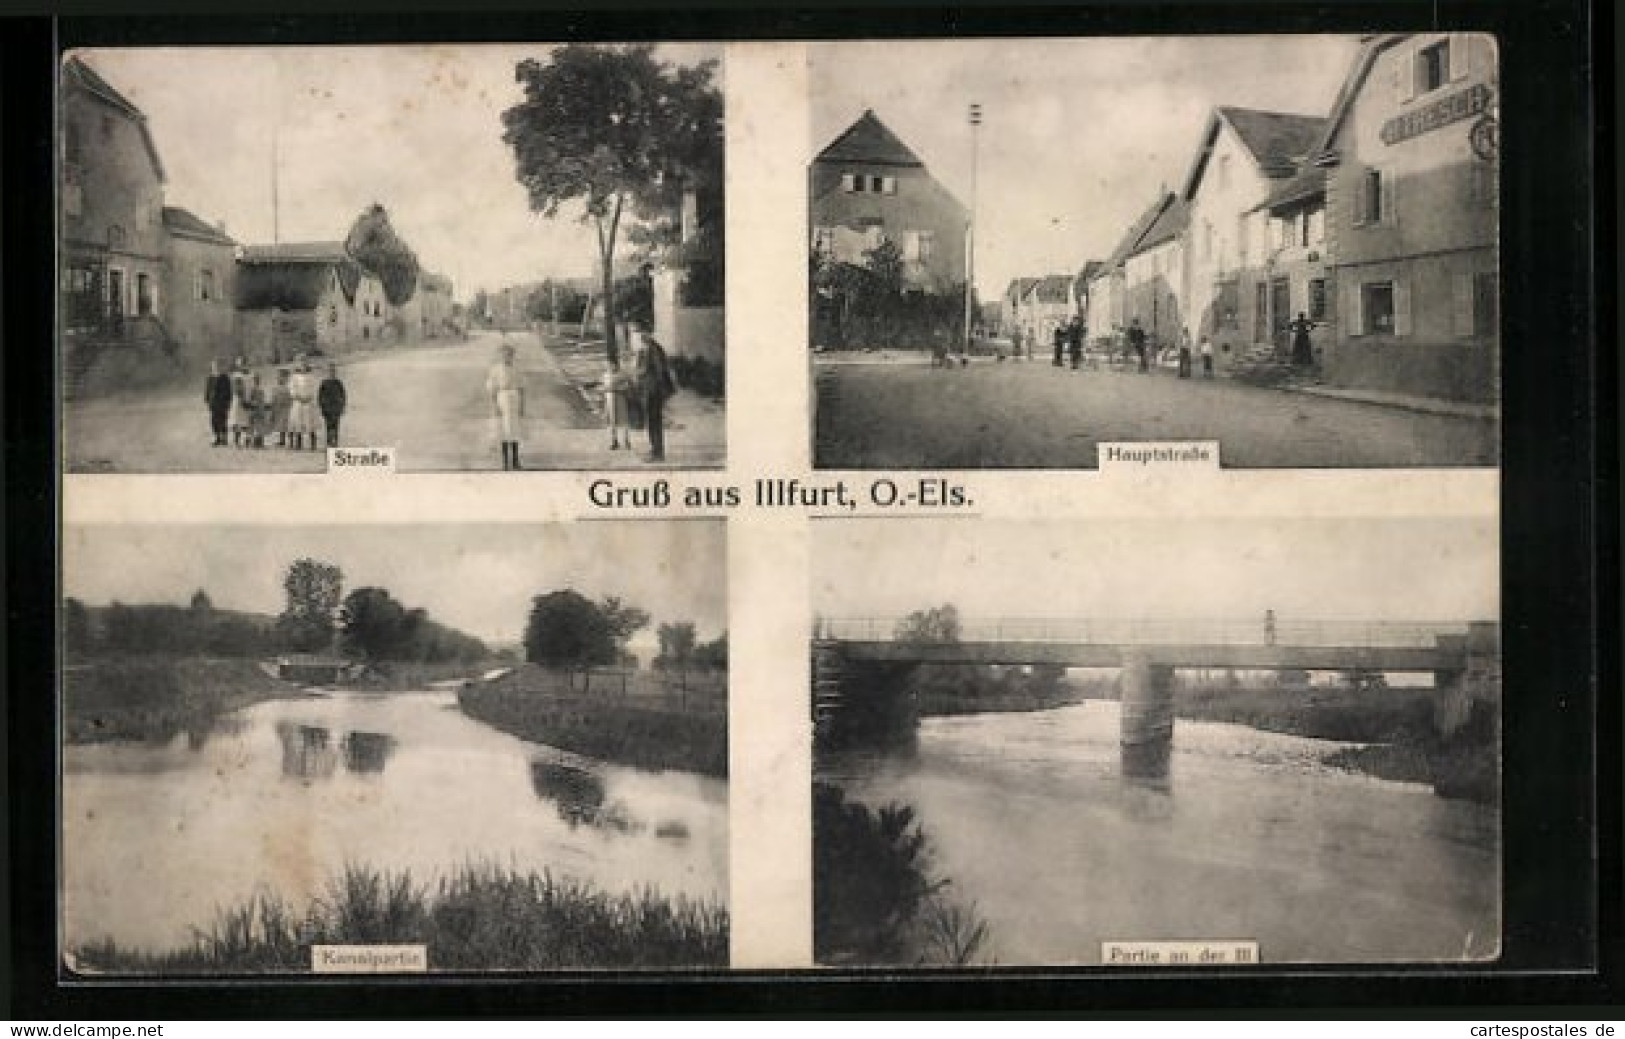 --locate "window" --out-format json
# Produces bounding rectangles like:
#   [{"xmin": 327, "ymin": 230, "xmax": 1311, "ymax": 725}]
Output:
[
  {"xmin": 1359, "ymin": 168, "xmax": 1386, "ymax": 225},
  {"xmin": 840, "ymin": 173, "xmax": 858, "ymax": 193},
  {"xmin": 1307, "ymin": 207, "xmax": 1325, "ymax": 247},
  {"xmin": 1308, "ymin": 278, "xmax": 1328, "ymax": 321},
  {"xmin": 1418, "ymin": 41, "xmax": 1449, "ymax": 93},
  {"xmin": 64, "ymin": 120, "xmax": 81, "ymax": 165},
  {"xmin": 106, "ymin": 224, "xmax": 125, "ymax": 249},
  {"xmin": 197, "ymin": 269, "xmax": 215, "ymax": 301},
  {"xmin": 902, "ymin": 230, "xmax": 934, "ymax": 263},
  {"xmin": 1218, "ymin": 154, "xmax": 1231, "ymax": 190},
  {"xmin": 135, "ymin": 272, "xmax": 154, "ymax": 316},
  {"xmin": 1361, "ymin": 281, "xmax": 1395, "ymax": 335},
  {"xmin": 881, "ymin": 176, "xmax": 897, "ymax": 195}
]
